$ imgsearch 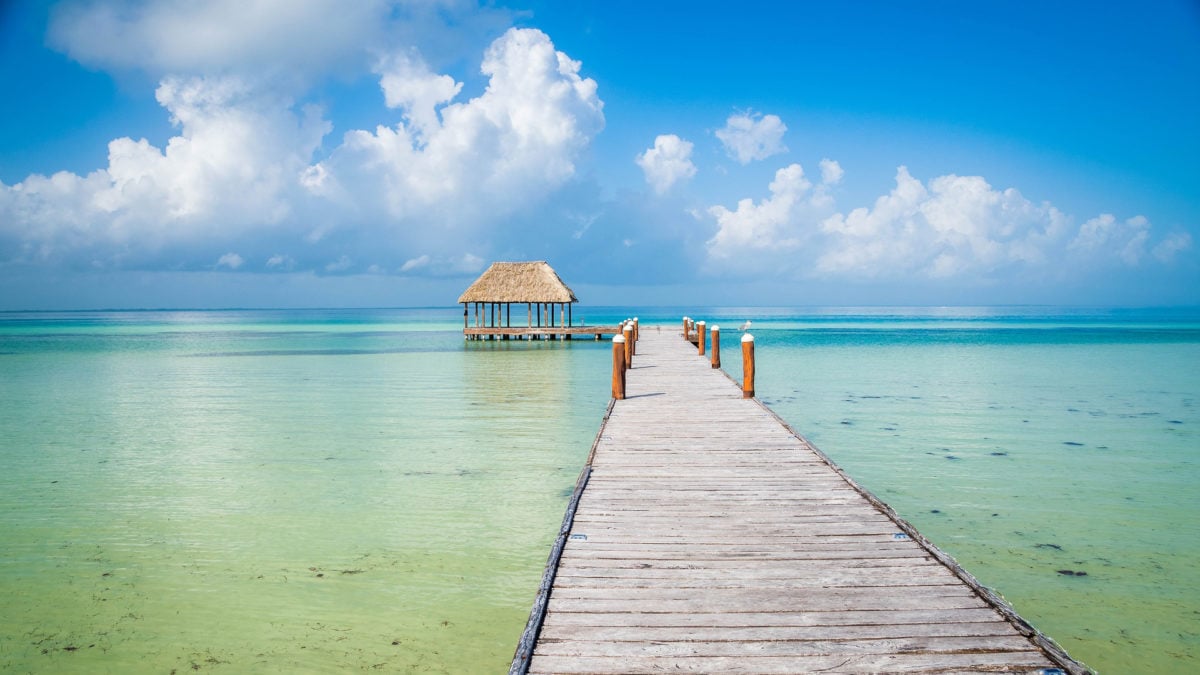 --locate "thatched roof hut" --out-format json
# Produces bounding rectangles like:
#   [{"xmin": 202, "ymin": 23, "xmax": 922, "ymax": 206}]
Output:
[
  {"xmin": 457, "ymin": 261, "xmax": 578, "ymax": 304},
  {"xmin": 458, "ymin": 261, "xmax": 579, "ymax": 333}
]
